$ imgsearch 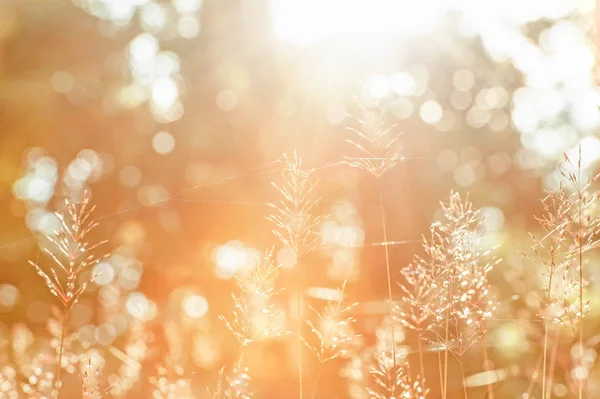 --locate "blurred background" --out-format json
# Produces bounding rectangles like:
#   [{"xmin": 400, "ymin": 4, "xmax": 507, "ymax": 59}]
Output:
[{"xmin": 1, "ymin": 0, "xmax": 600, "ymax": 398}]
